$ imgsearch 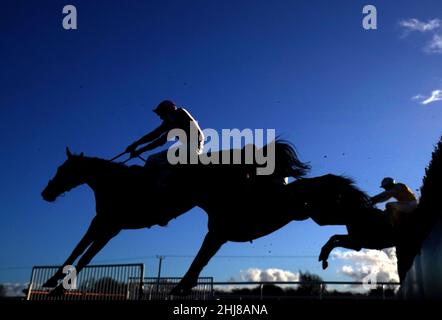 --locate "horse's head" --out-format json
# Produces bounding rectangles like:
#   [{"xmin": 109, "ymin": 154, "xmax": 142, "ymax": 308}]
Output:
[{"xmin": 42, "ymin": 147, "xmax": 86, "ymax": 202}]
